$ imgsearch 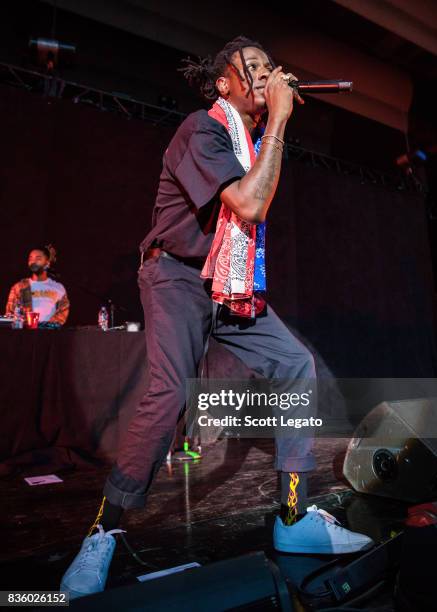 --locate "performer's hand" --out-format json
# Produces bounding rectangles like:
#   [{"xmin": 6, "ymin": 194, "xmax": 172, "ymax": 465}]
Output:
[{"xmin": 264, "ymin": 66, "xmax": 304, "ymax": 121}]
